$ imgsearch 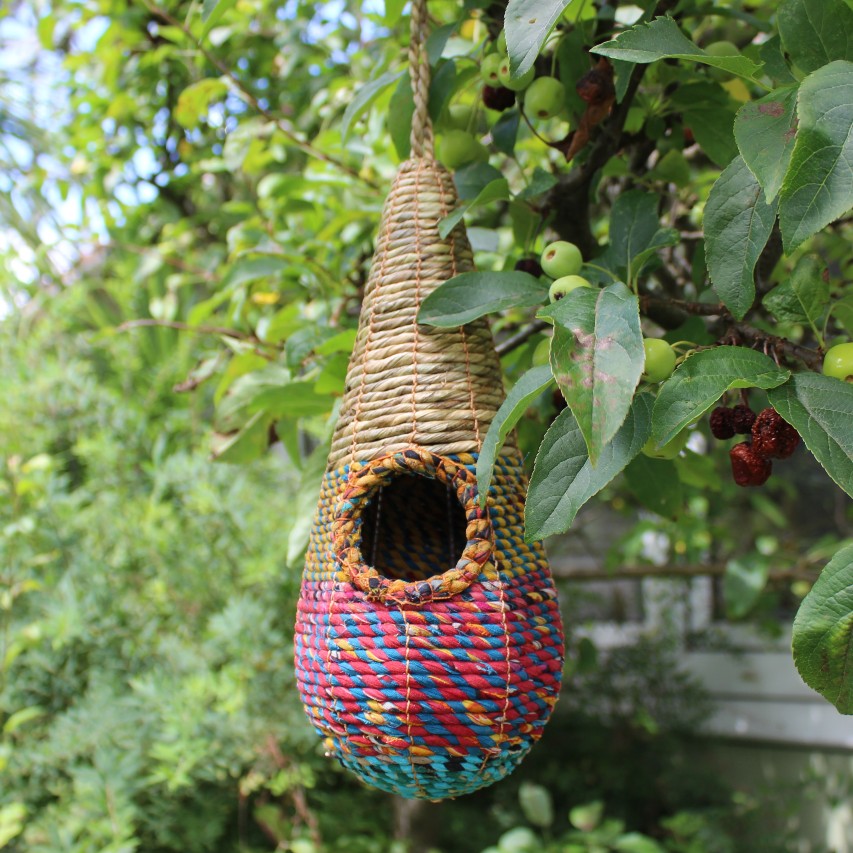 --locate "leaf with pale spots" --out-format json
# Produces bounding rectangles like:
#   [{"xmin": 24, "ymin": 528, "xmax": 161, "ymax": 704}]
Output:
[{"xmin": 539, "ymin": 282, "xmax": 643, "ymax": 465}]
